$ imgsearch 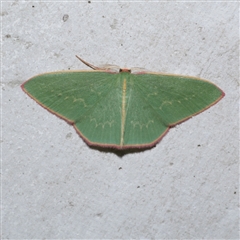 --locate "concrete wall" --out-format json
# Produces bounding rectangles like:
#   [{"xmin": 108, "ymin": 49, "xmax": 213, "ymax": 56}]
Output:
[{"xmin": 3, "ymin": 1, "xmax": 238, "ymax": 239}]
